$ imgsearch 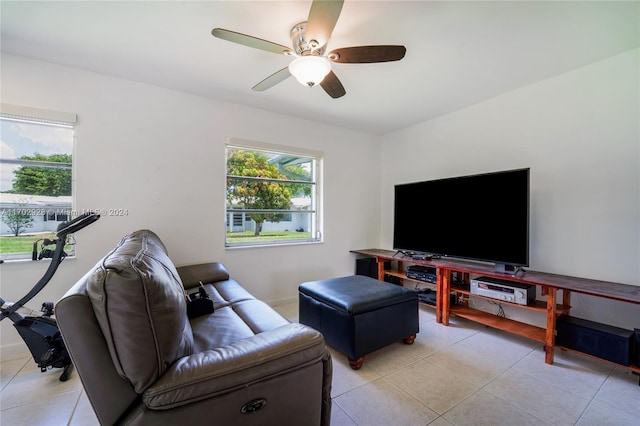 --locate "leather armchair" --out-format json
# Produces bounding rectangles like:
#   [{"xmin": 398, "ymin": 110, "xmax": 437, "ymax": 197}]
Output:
[{"xmin": 55, "ymin": 230, "xmax": 332, "ymax": 425}]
